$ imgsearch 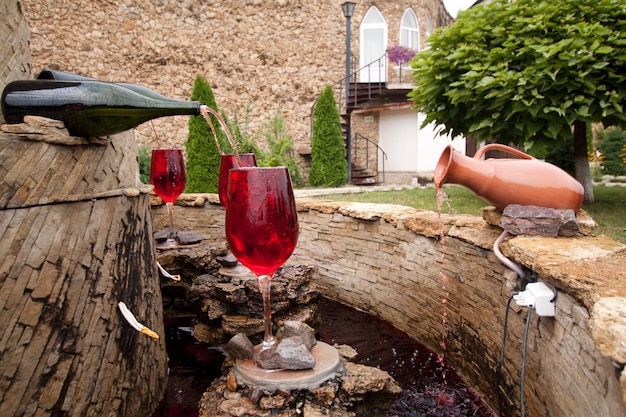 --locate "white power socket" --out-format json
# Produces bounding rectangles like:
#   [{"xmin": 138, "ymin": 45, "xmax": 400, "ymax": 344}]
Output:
[{"xmin": 513, "ymin": 282, "xmax": 556, "ymax": 317}]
